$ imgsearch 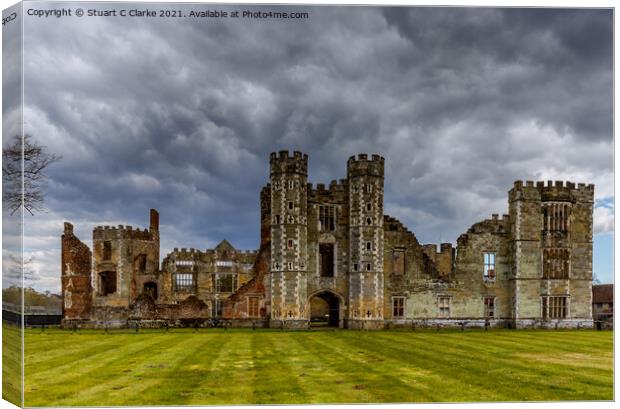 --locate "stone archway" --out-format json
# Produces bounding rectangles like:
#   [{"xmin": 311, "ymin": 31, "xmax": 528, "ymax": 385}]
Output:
[{"xmin": 309, "ymin": 290, "xmax": 342, "ymax": 328}]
